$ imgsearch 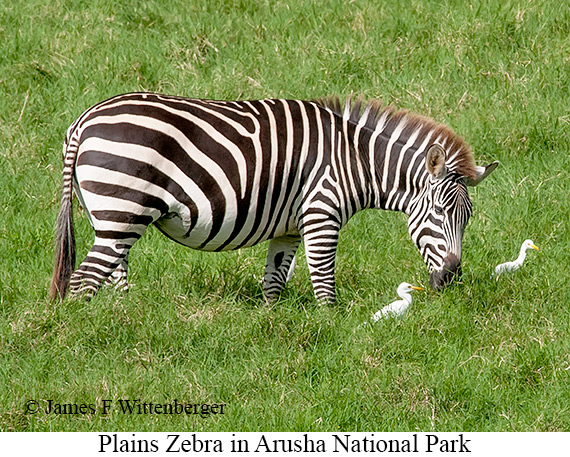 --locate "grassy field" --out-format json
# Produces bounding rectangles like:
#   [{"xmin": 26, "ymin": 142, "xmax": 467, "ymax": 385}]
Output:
[{"xmin": 1, "ymin": 0, "xmax": 569, "ymax": 432}]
